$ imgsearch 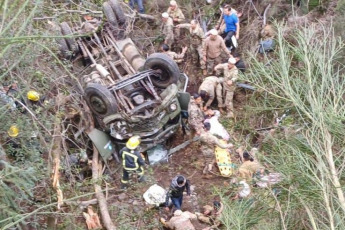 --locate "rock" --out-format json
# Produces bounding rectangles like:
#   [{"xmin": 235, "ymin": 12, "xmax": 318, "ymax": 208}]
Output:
[
  {"xmin": 190, "ymin": 185, "xmax": 196, "ymax": 193},
  {"xmin": 133, "ymin": 206, "xmax": 141, "ymax": 213},
  {"xmin": 133, "ymin": 200, "xmax": 140, "ymax": 206},
  {"xmin": 118, "ymin": 193, "xmax": 128, "ymax": 201},
  {"xmin": 127, "ymin": 199, "xmax": 133, "ymax": 204}
]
